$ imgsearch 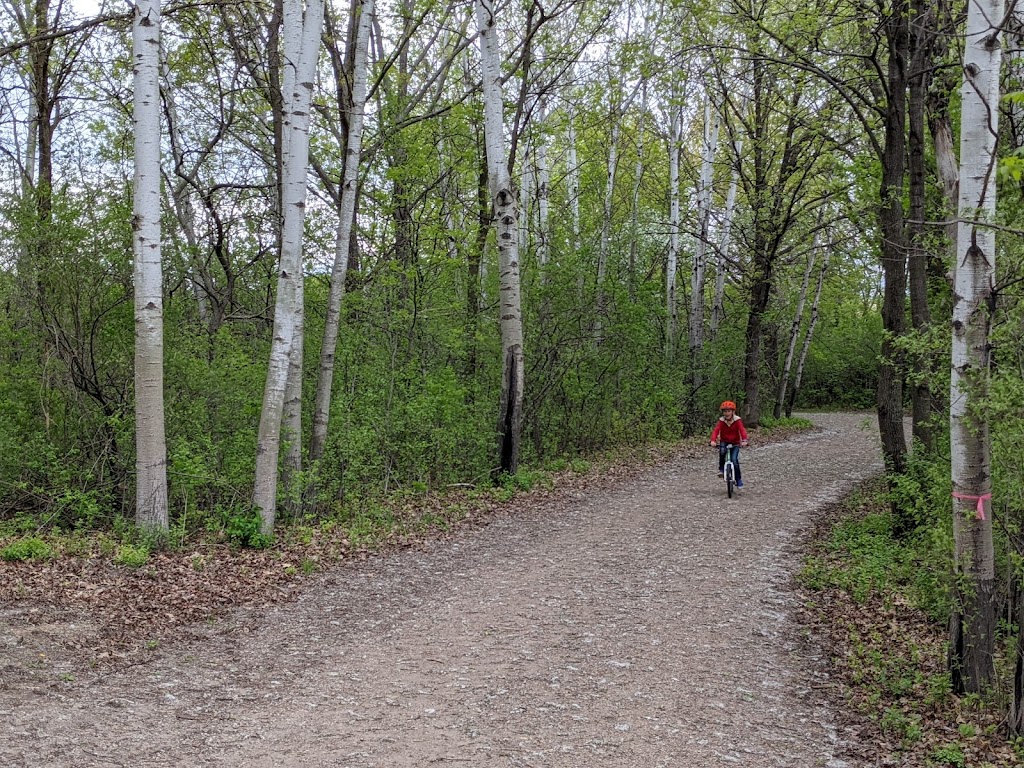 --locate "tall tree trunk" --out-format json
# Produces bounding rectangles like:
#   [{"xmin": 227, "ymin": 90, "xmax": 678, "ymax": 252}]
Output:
[
  {"xmin": 876, "ymin": 0, "xmax": 909, "ymax": 474},
  {"xmin": 536, "ymin": 97, "xmax": 550, "ymax": 275},
  {"xmin": 518, "ymin": 132, "xmax": 533, "ymax": 261},
  {"xmin": 309, "ymin": 0, "xmax": 374, "ymax": 465},
  {"xmin": 688, "ymin": 96, "xmax": 720, "ymax": 380},
  {"xmin": 278, "ymin": 0, "xmax": 310, "ymax": 506},
  {"xmin": 711, "ymin": 140, "xmax": 741, "ymax": 339},
  {"xmin": 629, "ymin": 81, "xmax": 648, "ymax": 298},
  {"xmin": 466, "ymin": 157, "xmax": 487, "ymax": 383},
  {"xmin": 595, "ymin": 93, "xmax": 621, "ymax": 344},
  {"xmin": 786, "ymin": 244, "xmax": 830, "ymax": 417},
  {"xmin": 132, "ymin": 0, "xmax": 169, "ymax": 532},
  {"xmin": 253, "ymin": 0, "xmax": 325, "ymax": 532},
  {"xmin": 476, "ymin": 0, "xmax": 524, "ymax": 475},
  {"xmin": 666, "ymin": 104, "xmax": 682, "ymax": 361},
  {"xmin": 907, "ymin": 0, "xmax": 937, "ymax": 451},
  {"xmin": 775, "ymin": 240, "xmax": 817, "ymax": 419},
  {"xmin": 948, "ymin": 0, "xmax": 1000, "ymax": 695},
  {"xmin": 566, "ymin": 88, "xmax": 581, "ymax": 258}
]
